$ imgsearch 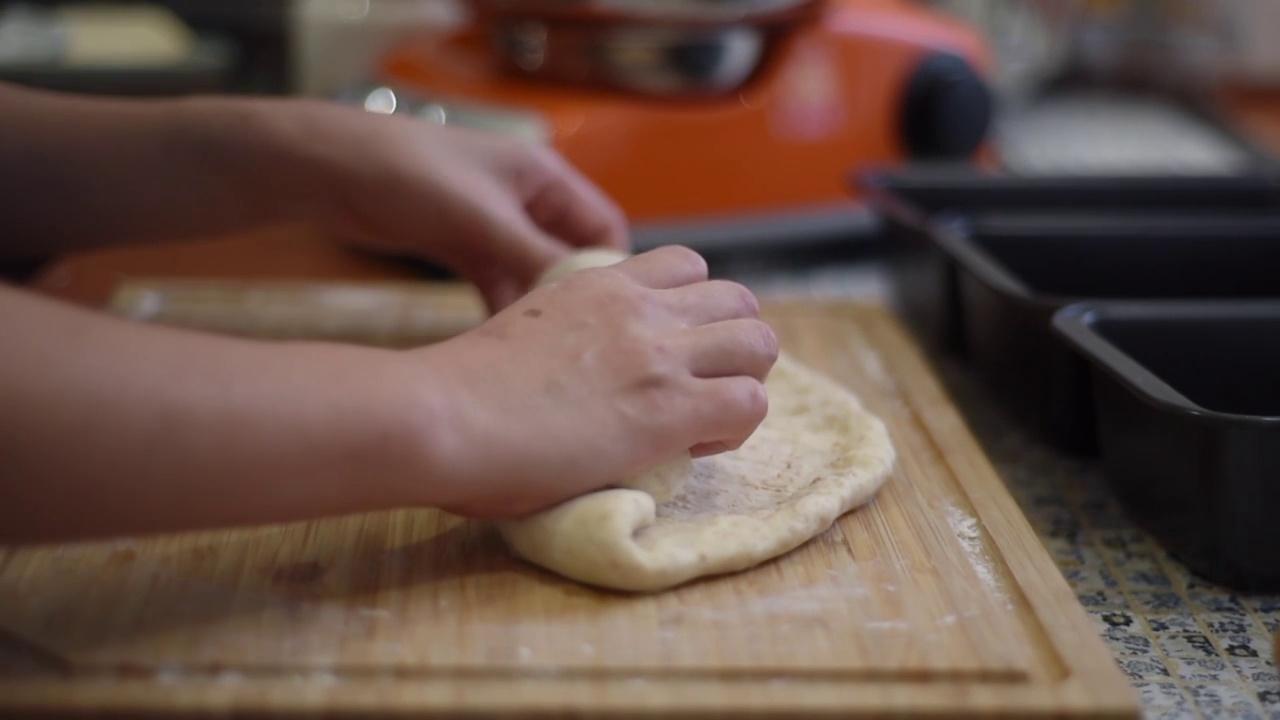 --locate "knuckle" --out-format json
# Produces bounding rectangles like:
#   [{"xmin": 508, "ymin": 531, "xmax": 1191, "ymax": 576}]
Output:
[
  {"xmin": 617, "ymin": 325, "xmax": 676, "ymax": 375},
  {"xmin": 659, "ymin": 245, "xmax": 708, "ymax": 280},
  {"xmin": 743, "ymin": 319, "xmax": 780, "ymax": 360},
  {"xmin": 760, "ymin": 322, "xmax": 781, "ymax": 360},
  {"xmin": 721, "ymin": 281, "xmax": 761, "ymax": 318},
  {"xmin": 560, "ymin": 269, "xmax": 665, "ymax": 321},
  {"xmin": 736, "ymin": 379, "xmax": 770, "ymax": 422},
  {"xmin": 709, "ymin": 378, "xmax": 768, "ymax": 423},
  {"xmin": 606, "ymin": 284, "xmax": 662, "ymax": 321},
  {"xmin": 638, "ymin": 340, "xmax": 679, "ymax": 378},
  {"xmin": 627, "ymin": 370, "xmax": 686, "ymax": 422}
]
